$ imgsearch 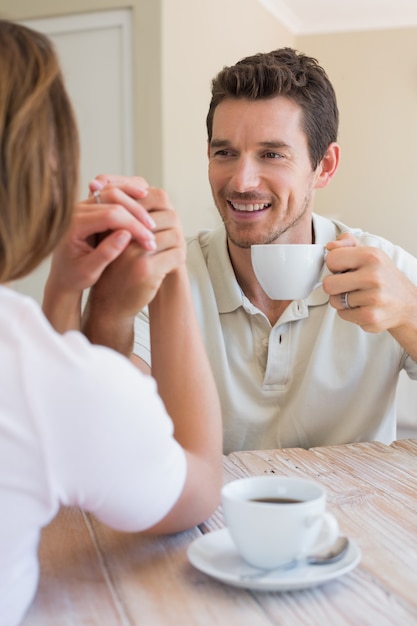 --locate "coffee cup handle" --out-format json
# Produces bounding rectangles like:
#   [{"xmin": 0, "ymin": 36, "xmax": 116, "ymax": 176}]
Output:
[
  {"xmin": 310, "ymin": 512, "xmax": 339, "ymax": 554},
  {"xmin": 311, "ymin": 248, "xmax": 328, "ymax": 291}
]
